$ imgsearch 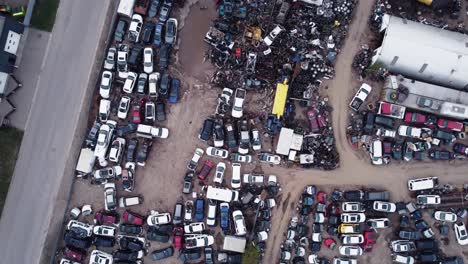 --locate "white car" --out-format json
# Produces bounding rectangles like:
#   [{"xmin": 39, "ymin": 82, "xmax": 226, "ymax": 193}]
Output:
[
  {"xmin": 258, "ymin": 152, "xmax": 281, "ymax": 165},
  {"xmin": 342, "ymin": 202, "xmax": 365, "ymax": 213},
  {"xmin": 117, "ymin": 96, "xmax": 131, "ymax": 119},
  {"xmin": 207, "ymin": 202, "xmax": 217, "ymax": 226},
  {"xmin": 417, "ymin": 195, "xmax": 441, "ymax": 205},
  {"xmin": 93, "ymin": 166, "xmax": 122, "ymax": 183},
  {"xmin": 370, "ymin": 139, "xmax": 383, "ymax": 165},
  {"xmin": 117, "ymin": 50, "xmax": 128, "ymax": 78},
  {"xmin": 103, "ymin": 47, "xmax": 116, "ymax": 70},
  {"xmin": 231, "ymin": 153, "xmax": 252, "ymax": 163},
  {"xmin": 147, "ymin": 212, "xmax": 172, "ymax": 226},
  {"xmin": 232, "ymin": 210, "xmax": 247, "ymax": 236},
  {"xmin": 251, "ymin": 129, "xmax": 261, "ymax": 150},
  {"xmin": 185, "ymin": 234, "xmax": 214, "ymax": 249},
  {"xmin": 349, "ymin": 83, "xmax": 372, "ymax": 111},
  {"xmin": 454, "ymin": 222, "xmax": 468, "ymax": 245},
  {"xmin": 104, "ymin": 183, "xmax": 117, "ymax": 211},
  {"xmin": 145, "ymin": 101, "xmax": 156, "ymax": 122},
  {"xmin": 263, "ymin": 25, "xmax": 284, "ymax": 46},
  {"xmin": 184, "ymin": 222, "xmax": 205, "ymax": 234},
  {"xmin": 128, "ymin": 14, "xmax": 143, "ymax": 43},
  {"xmin": 341, "ymin": 213, "xmax": 366, "ymax": 223},
  {"xmin": 393, "ymin": 255, "xmax": 415, "ymax": 264},
  {"xmin": 339, "ymin": 246, "xmax": 363, "ymax": 256},
  {"xmin": 123, "ymin": 72, "xmax": 137, "ymax": 93},
  {"xmin": 340, "ymin": 234, "xmax": 364, "ymax": 245},
  {"xmin": 90, "ymin": 250, "xmax": 113, "ymax": 264},
  {"xmin": 373, "ymin": 201, "xmax": 396, "ymax": 213},
  {"xmin": 206, "ymin": 146, "xmax": 229, "ymax": 159},
  {"xmin": 153, "ymin": 127, "xmax": 169, "ymax": 139},
  {"xmin": 391, "ymin": 240, "xmax": 416, "ymax": 253},
  {"xmin": 99, "ymin": 71, "xmax": 113, "ymax": 98},
  {"xmin": 231, "ymin": 88, "xmax": 246, "ymax": 118},
  {"xmin": 434, "ymin": 211, "xmax": 457, "ymax": 222},
  {"xmin": 333, "ymin": 258, "xmax": 357, "ymax": 264},
  {"xmin": 187, "ymin": 148, "xmax": 204, "ymax": 171},
  {"xmin": 367, "ymin": 218, "xmax": 390, "ymax": 229},
  {"xmin": 231, "ymin": 163, "xmax": 241, "ymax": 189},
  {"xmin": 213, "ymin": 162, "xmax": 226, "ymax": 184},
  {"xmin": 67, "ymin": 220, "xmax": 93, "ymax": 237},
  {"xmin": 398, "ymin": 125, "xmax": 431, "ymax": 139},
  {"xmin": 93, "ymin": 225, "xmax": 116, "ymax": 237},
  {"xmin": 243, "ymin": 174, "xmax": 264, "ymax": 185},
  {"xmin": 376, "ymin": 128, "xmax": 396, "ymax": 138},
  {"xmin": 148, "ymin": 72, "xmax": 160, "ymax": 98},
  {"xmin": 143, "ymin": 47, "xmax": 153, "ymax": 74},
  {"xmin": 108, "ymin": 137, "xmax": 126, "ymax": 163},
  {"xmin": 94, "ymin": 121, "xmax": 116, "ymax": 159}
]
